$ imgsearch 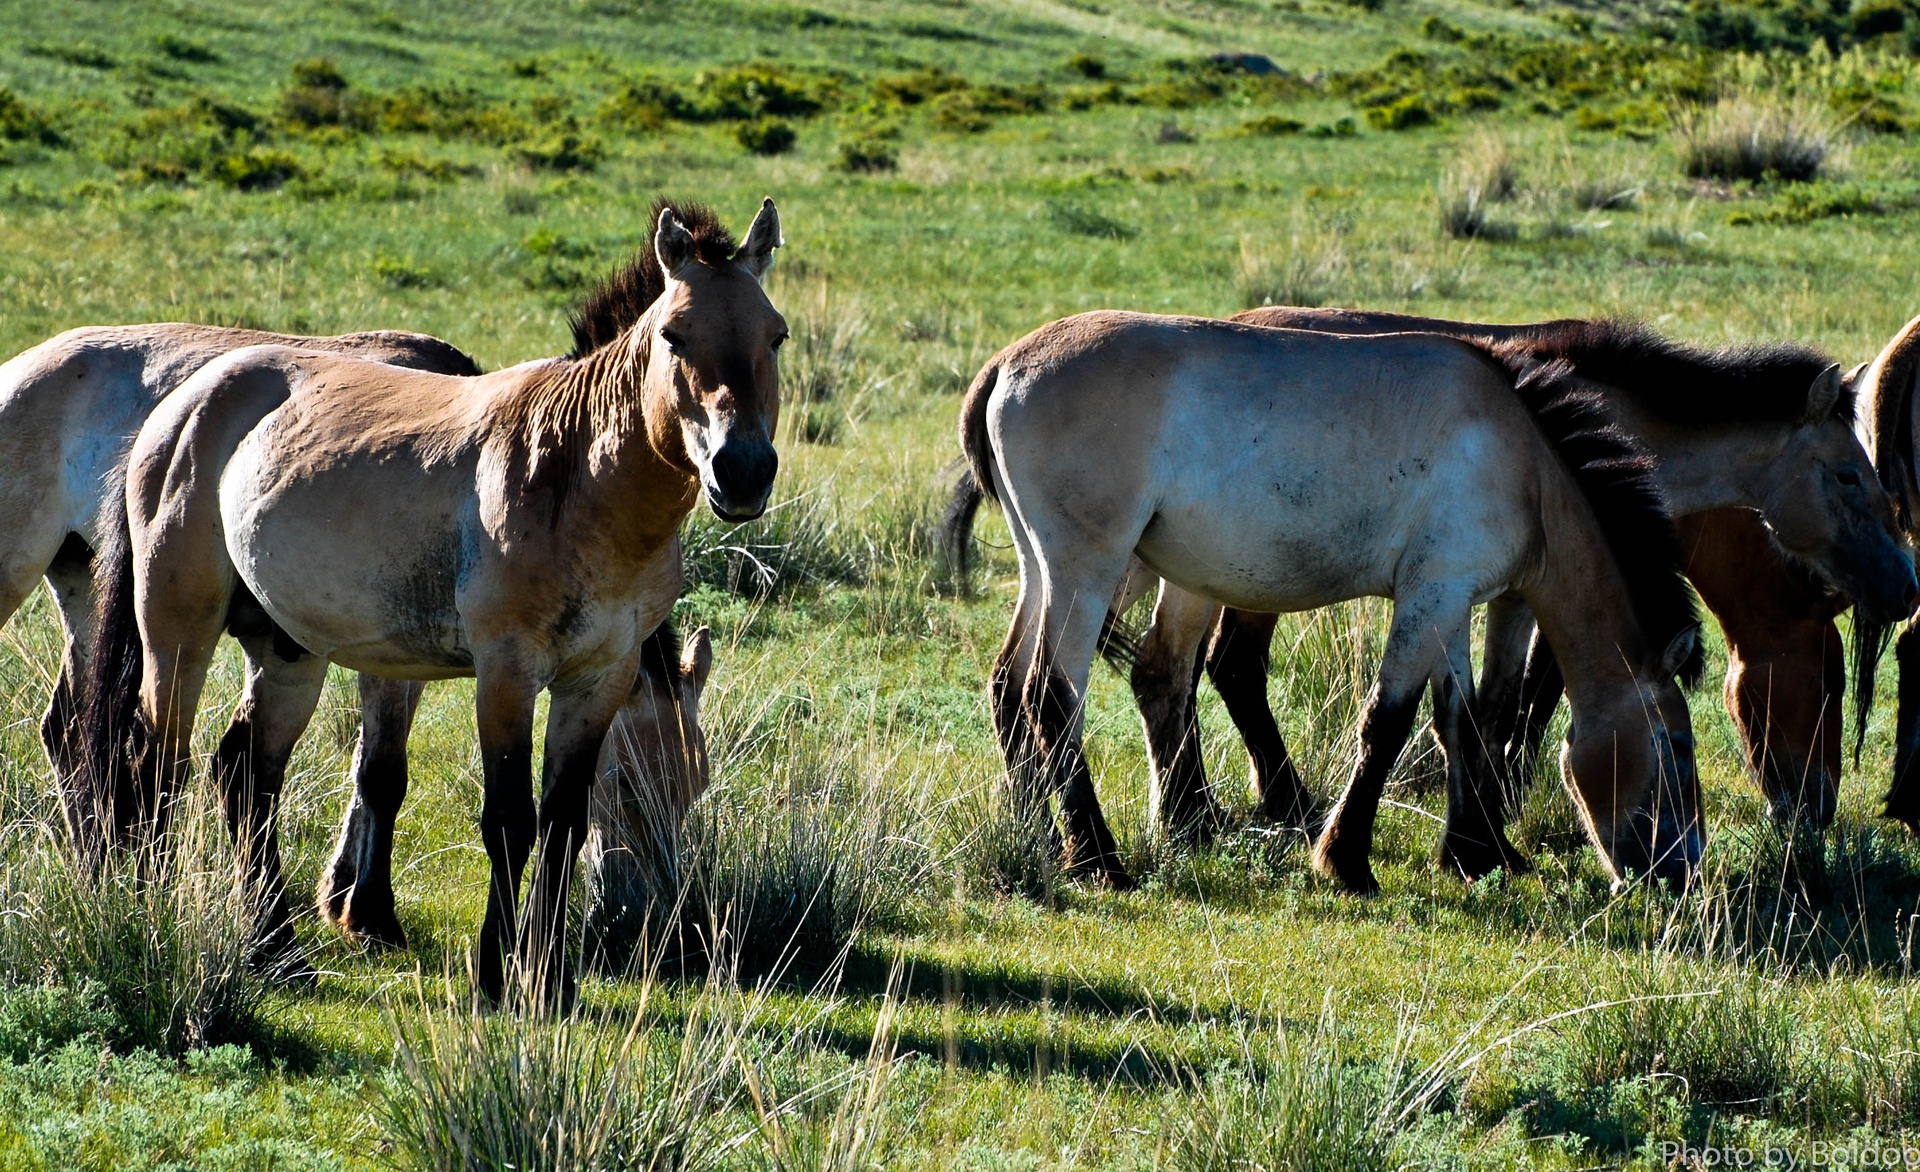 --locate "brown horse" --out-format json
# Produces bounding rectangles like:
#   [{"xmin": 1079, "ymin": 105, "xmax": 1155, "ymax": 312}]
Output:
[
  {"xmin": 0, "ymin": 323, "xmax": 479, "ymax": 860},
  {"xmin": 964, "ymin": 312, "xmax": 1702, "ymax": 893},
  {"xmin": 85, "ymin": 198, "xmax": 784, "ymax": 1003}
]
